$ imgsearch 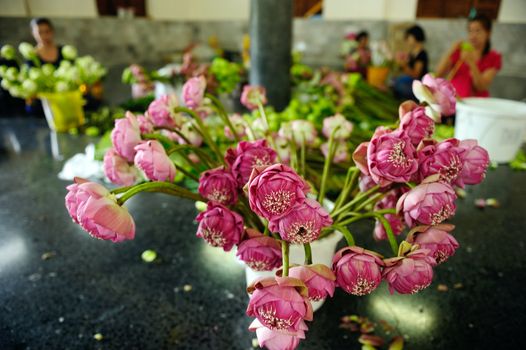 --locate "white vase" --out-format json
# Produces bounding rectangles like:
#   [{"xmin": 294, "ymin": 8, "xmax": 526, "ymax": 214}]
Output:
[{"xmin": 244, "ymin": 230, "xmax": 342, "ymax": 312}]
